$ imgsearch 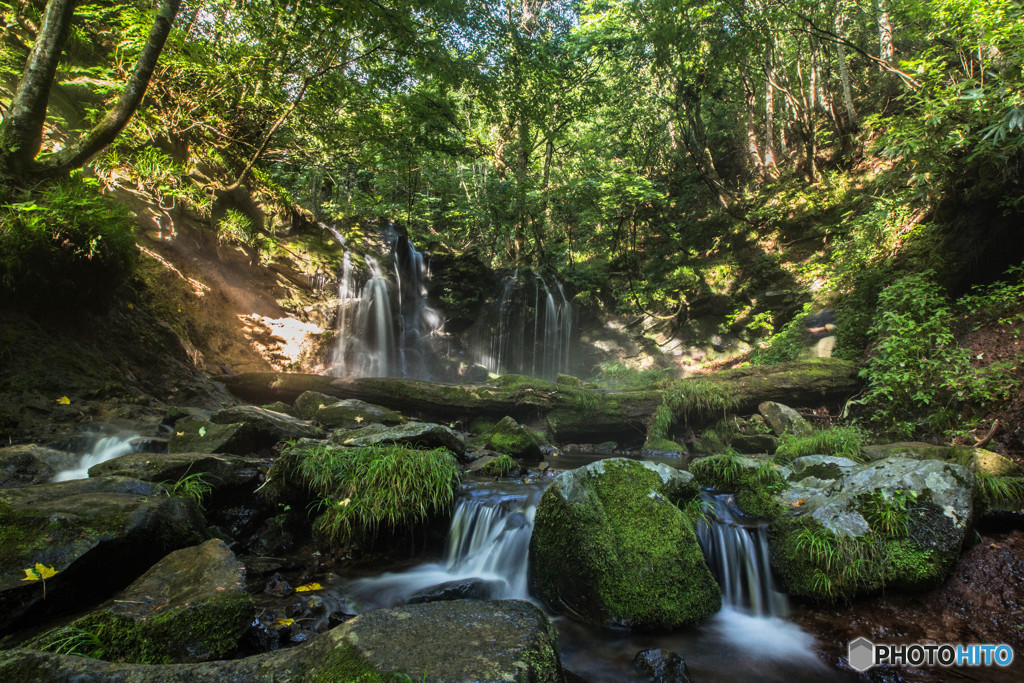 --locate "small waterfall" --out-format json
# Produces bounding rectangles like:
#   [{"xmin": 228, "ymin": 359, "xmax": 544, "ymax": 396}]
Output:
[
  {"xmin": 52, "ymin": 433, "xmax": 139, "ymax": 482},
  {"xmin": 696, "ymin": 493, "xmax": 789, "ymax": 617},
  {"xmin": 481, "ymin": 271, "xmax": 573, "ymax": 380},
  {"xmin": 344, "ymin": 483, "xmax": 544, "ymax": 611}
]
